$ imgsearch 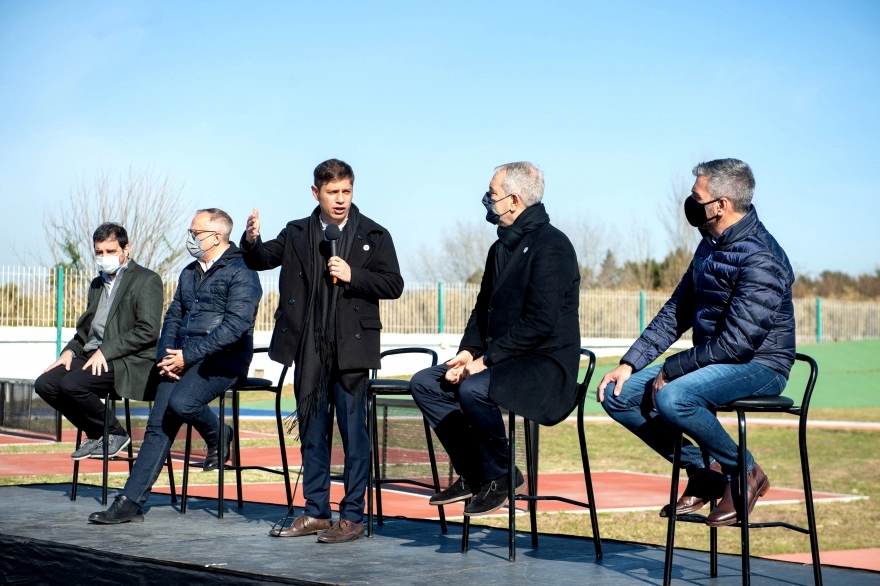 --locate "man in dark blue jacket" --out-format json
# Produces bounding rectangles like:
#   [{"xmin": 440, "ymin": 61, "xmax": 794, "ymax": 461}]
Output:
[
  {"xmin": 598, "ymin": 159, "xmax": 796, "ymax": 526},
  {"xmin": 89, "ymin": 208, "xmax": 262, "ymax": 523}
]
